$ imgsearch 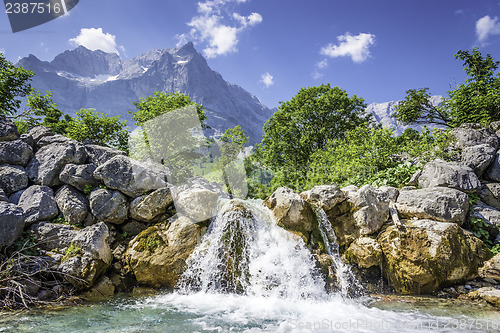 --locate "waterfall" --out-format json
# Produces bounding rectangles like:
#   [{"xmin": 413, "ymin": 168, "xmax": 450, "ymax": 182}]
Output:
[
  {"xmin": 177, "ymin": 199, "xmax": 327, "ymax": 300},
  {"xmin": 315, "ymin": 208, "xmax": 364, "ymax": 297}
]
